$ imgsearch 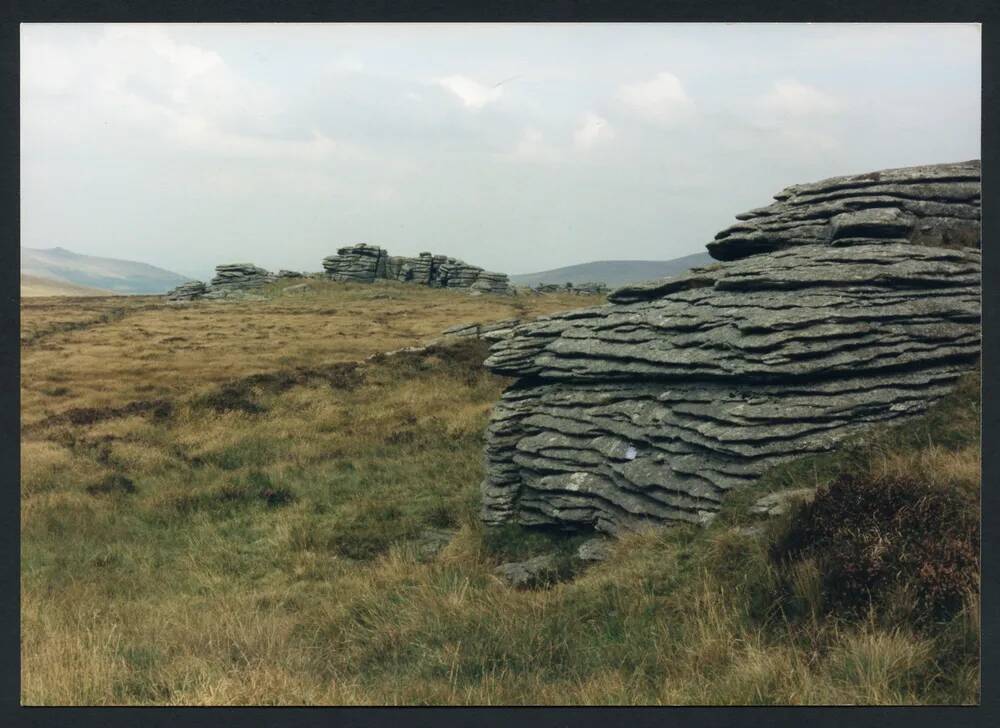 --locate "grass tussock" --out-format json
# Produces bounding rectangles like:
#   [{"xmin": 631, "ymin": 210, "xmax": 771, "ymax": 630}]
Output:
[{"xmin": 20, "ymin": 285, "xmax": 979, "ymax": 705}]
